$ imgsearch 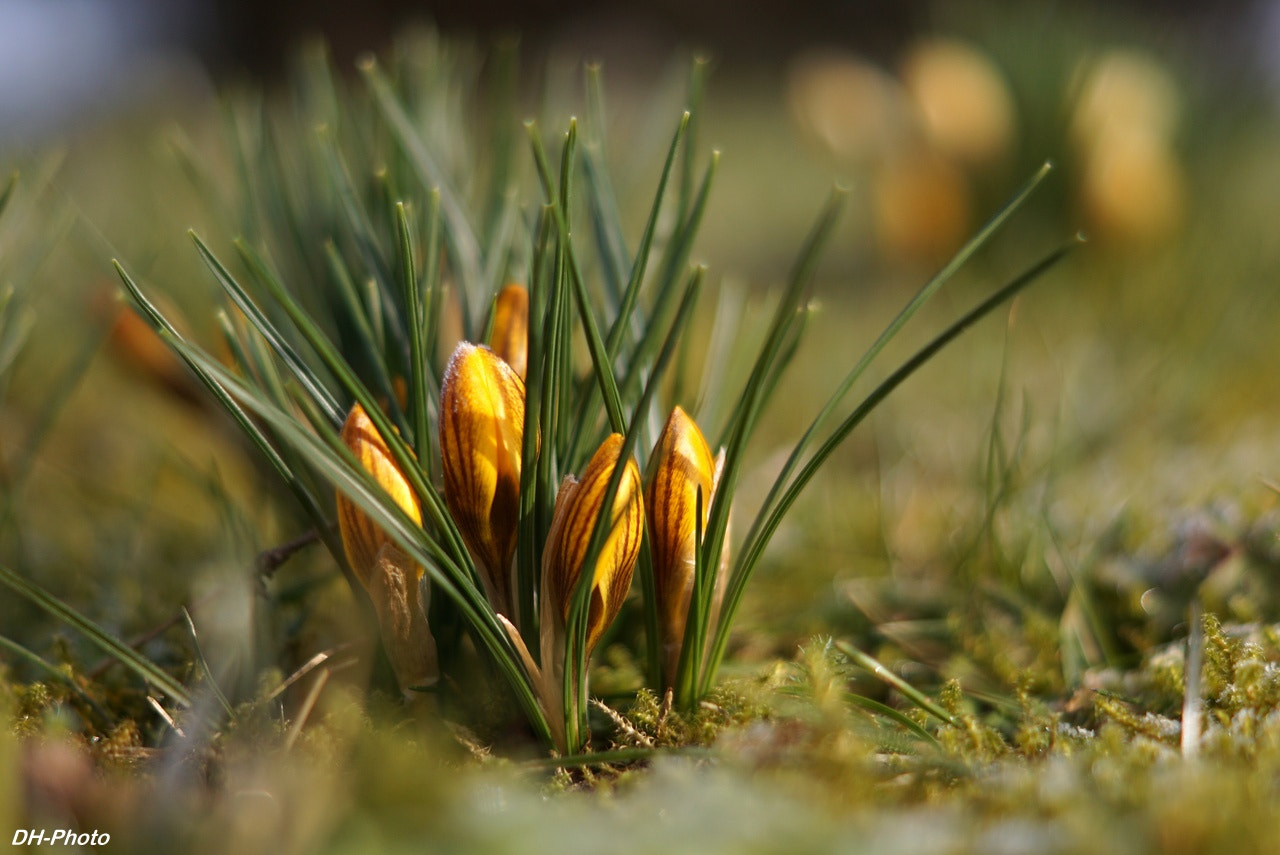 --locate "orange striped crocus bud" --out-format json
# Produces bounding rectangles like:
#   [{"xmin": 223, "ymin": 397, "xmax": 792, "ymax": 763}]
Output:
[
  {"xmin": 542, "ymin": 433, "xmax": 644, "ymax": 656},
  {"xmin": 337, "ymin": 402, "xmax": 437, "ymax": 696},
  {"xmin": 488, "ymin": 284, "xmax": 529, "ymax": 380},
  {"xmin": 439, "ymin": 342, "xmax": 525, "ymax": 619},
  {"xmin": 646, "ymin": 406, "xmax": 719, "ymax": 687}
]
